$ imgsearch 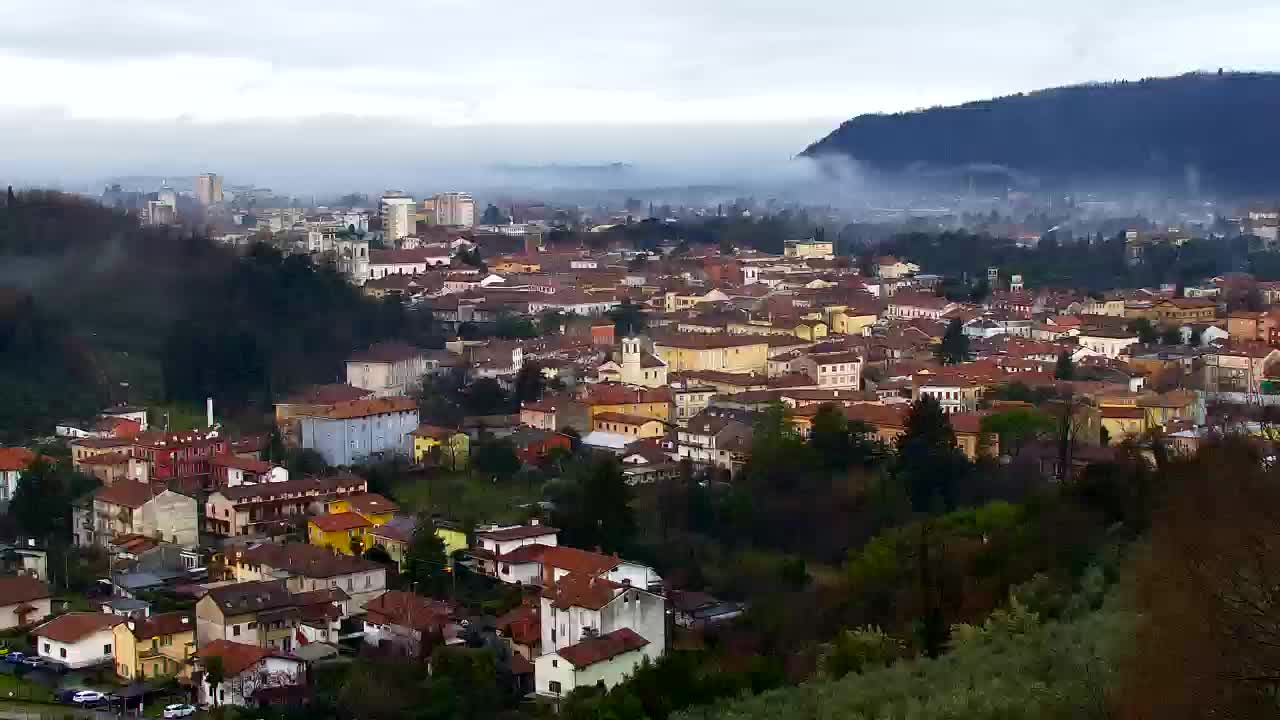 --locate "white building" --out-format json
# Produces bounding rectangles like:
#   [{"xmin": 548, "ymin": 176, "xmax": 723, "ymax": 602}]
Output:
[
  {"xmin": 33, "ymin": 612, "xmax": 123, "ymax": 669},
  {"xmin": 534, "ymin": 628, "xmax": 657, "ymax": 698},
  {"xmin": 196, "ymin": 640, "xmax": 305, "ymax": 707},
  {"xmin": 1076, "ymin": 329, "xmax": 1140, "ymax": 359},
  {"xmin": 431, "ymin": 192, "xmax": 475, "ymax": 228},
  {"xmin": 381, "ymin": 195, "xmax": 417, "ymax": 241},
  {"xmin": 195, "ymin": 173, "xmax": 223, "ymax": 205},
  {"xmin": 0, "ymin": 576, "xmax": 51, "ymax": 630},
  {"xmin": 367, "ymin": 248, "xmax": 451, "ymax": 280}
]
